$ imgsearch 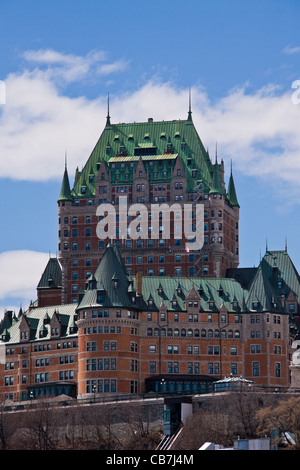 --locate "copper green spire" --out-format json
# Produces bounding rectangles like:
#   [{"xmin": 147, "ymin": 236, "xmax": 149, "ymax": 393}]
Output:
[
  {"xmin": 58, "ymin": 157, "xmax": 73, "ymax": 202},
  {"xmin": 227, "ymin": 161, "xmax": 239, "ymax": 207}
]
